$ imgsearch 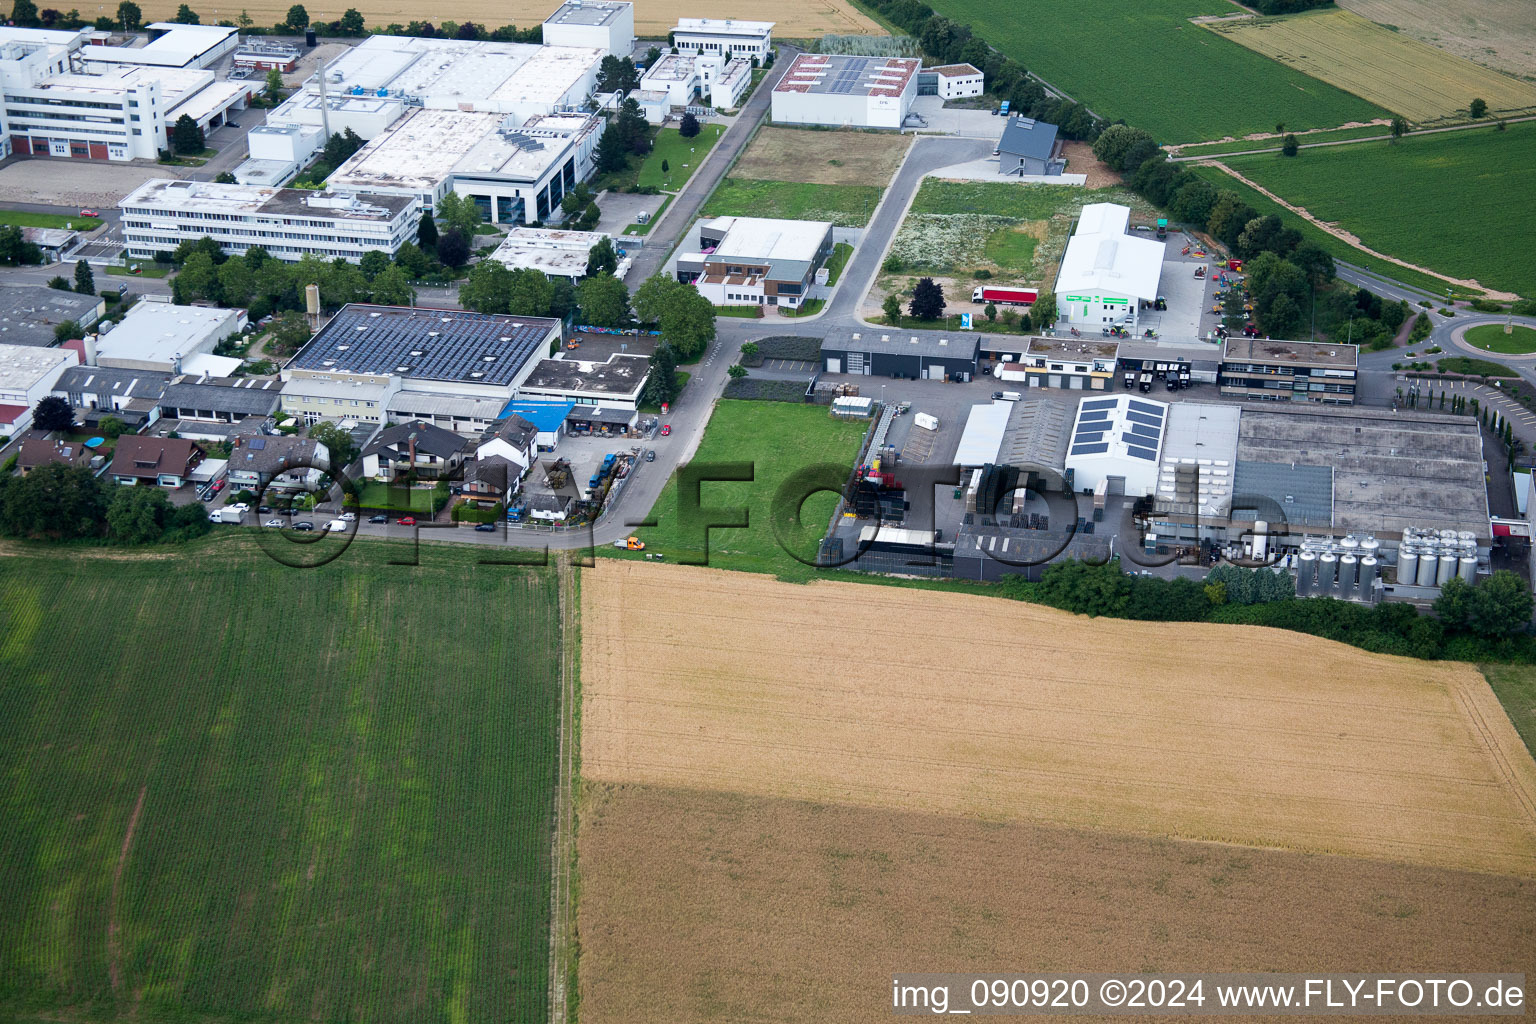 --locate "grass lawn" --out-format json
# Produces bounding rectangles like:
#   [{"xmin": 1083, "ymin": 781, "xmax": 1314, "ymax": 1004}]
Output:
[
  {"xmin": 1186, "ymin": 163, "xmax": 1484, "ymax": 298},
  {"xmin": 637, "ymin": 123, "xmax": 726, "ymax": 191},
  {"xmin": 703, "ymin": 178, "xmax": 883, "ymax": 227},
  {"xmin": 351, "ymin": 479, "xmax": 446, "ymax": 512},
  {"xmin": 0, "ymin": 535, "xmax": 561, "ymax": 1023},
  {"xmin": 623, "ymin": 193, "xmax": 672, "ymax": 235},
  {"xmin": 924, "ymin": 0, "xmax": 1389, "ymax": 142},
  {"xmin": 1435, "ymin": 356, "xmax": 1519, "ymax": 377},
  {"xmin": 1217, "ymin": 122, "xmax": 1536, "ymax": 296},
  {"xmin": 825, "ymin": 242, "xmax": 853, "ymax": 286},
  {"xmin": 716, "ymin": 305, "xmax": 764, "ymax": 318},
  {"xmin": 616, "ymin": 399, "xmax": 869, "ymax": 579},
  {"xmin": 1482, "ymin": 664, "xmax": 1536, "ymax": 760},
  {"xmin": 1464, "ymin": 324, "xmax": 1536, "ymax": 354},
  {"xmin": 783, "ymin": 299, "xmax": 826, "ymax": 318},
  {"xmin": 108, "ymin": 264, "xmax": 170, "ymax": 279},
  {"xmin": 1172, "ymin": 124, "xmax": 1393, "ymax": 158},
  {"xmin": 0, "ymin": 208, "xmax": 101, "ymax": 231}
]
